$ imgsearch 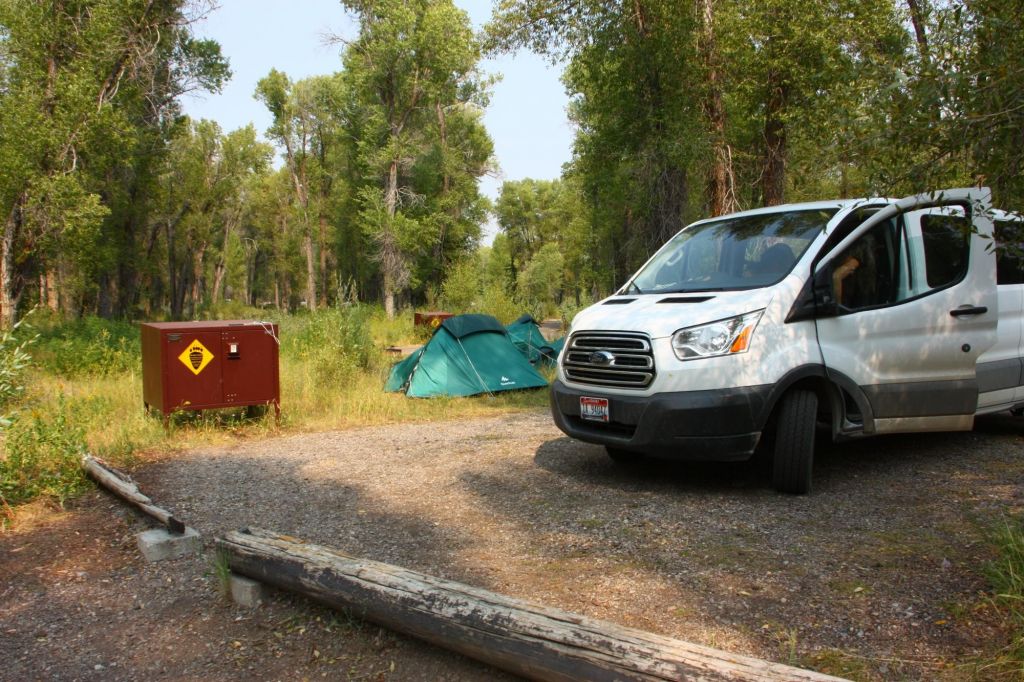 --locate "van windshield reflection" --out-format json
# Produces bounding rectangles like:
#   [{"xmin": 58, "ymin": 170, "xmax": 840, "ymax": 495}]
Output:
[{"xmin": 627, "ymin": 209, "xmax": 837, "ymax": 294}]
